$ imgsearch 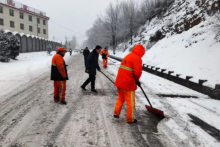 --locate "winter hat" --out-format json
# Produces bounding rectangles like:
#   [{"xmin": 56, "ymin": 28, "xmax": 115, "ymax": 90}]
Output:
[
  {"xmin": 95, "ymin": 45, "xmax": 102, "ymax": 50},
  {"xmin": 104, "ymin": 46, "xmax": 108, "ymax": 49},
  {"xmin": 57, "ymin": 47, "xmax": 67, "ymax": 52}
]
